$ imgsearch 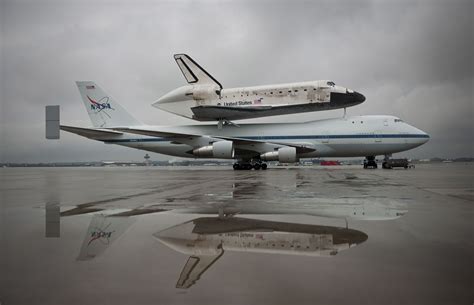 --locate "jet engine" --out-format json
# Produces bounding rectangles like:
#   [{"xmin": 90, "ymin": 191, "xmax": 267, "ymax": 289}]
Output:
[
  {"xmin": 260, "ymin": 147, "xmax": 298, "ymax": 163},
  {"xmin": 191, "ymin": 85, "xmax": 221, "ymax": 100},
  {"xmin": 193, "ymin": 140, "xmax": 234, "ymax": 159}
]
